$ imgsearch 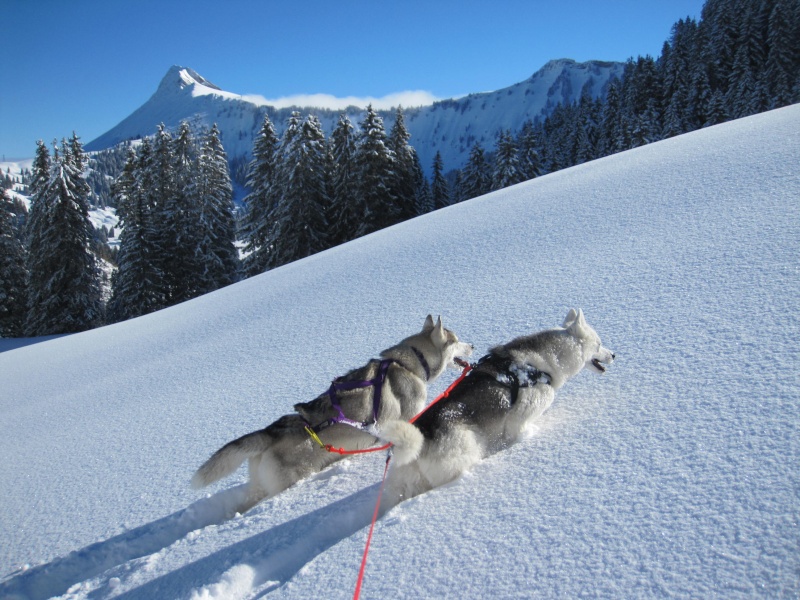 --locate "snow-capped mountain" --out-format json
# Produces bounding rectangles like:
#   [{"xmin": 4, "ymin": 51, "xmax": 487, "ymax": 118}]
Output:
[{"xmin": 85, "ymin": 60, "xmax": 624, "ymax": 173}]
